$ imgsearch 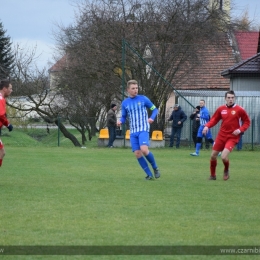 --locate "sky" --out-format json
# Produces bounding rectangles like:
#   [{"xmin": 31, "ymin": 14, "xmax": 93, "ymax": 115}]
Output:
[
  {"xmin": 0, "ymin": 0, "xmax": 260, "ymax": 70},
  {"xmin": 0, "ymin": 0, "xmax": 79, "ymax": 70}
]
